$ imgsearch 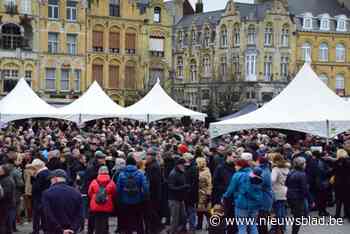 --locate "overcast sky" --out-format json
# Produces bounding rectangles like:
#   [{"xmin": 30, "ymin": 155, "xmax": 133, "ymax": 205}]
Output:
[{"xmin": 188, "ymin": 0, "xmax": 253, "ymax": 11}]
